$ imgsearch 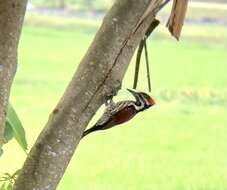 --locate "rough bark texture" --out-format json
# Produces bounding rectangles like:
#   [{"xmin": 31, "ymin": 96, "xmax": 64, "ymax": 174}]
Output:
[
  {"xmin": 0, "ymin": 0, "xmax": 28, "ymax": 147},
  {"xmin": 13, "ymin": 0, "xmax": 166, "ymax": 189}
]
